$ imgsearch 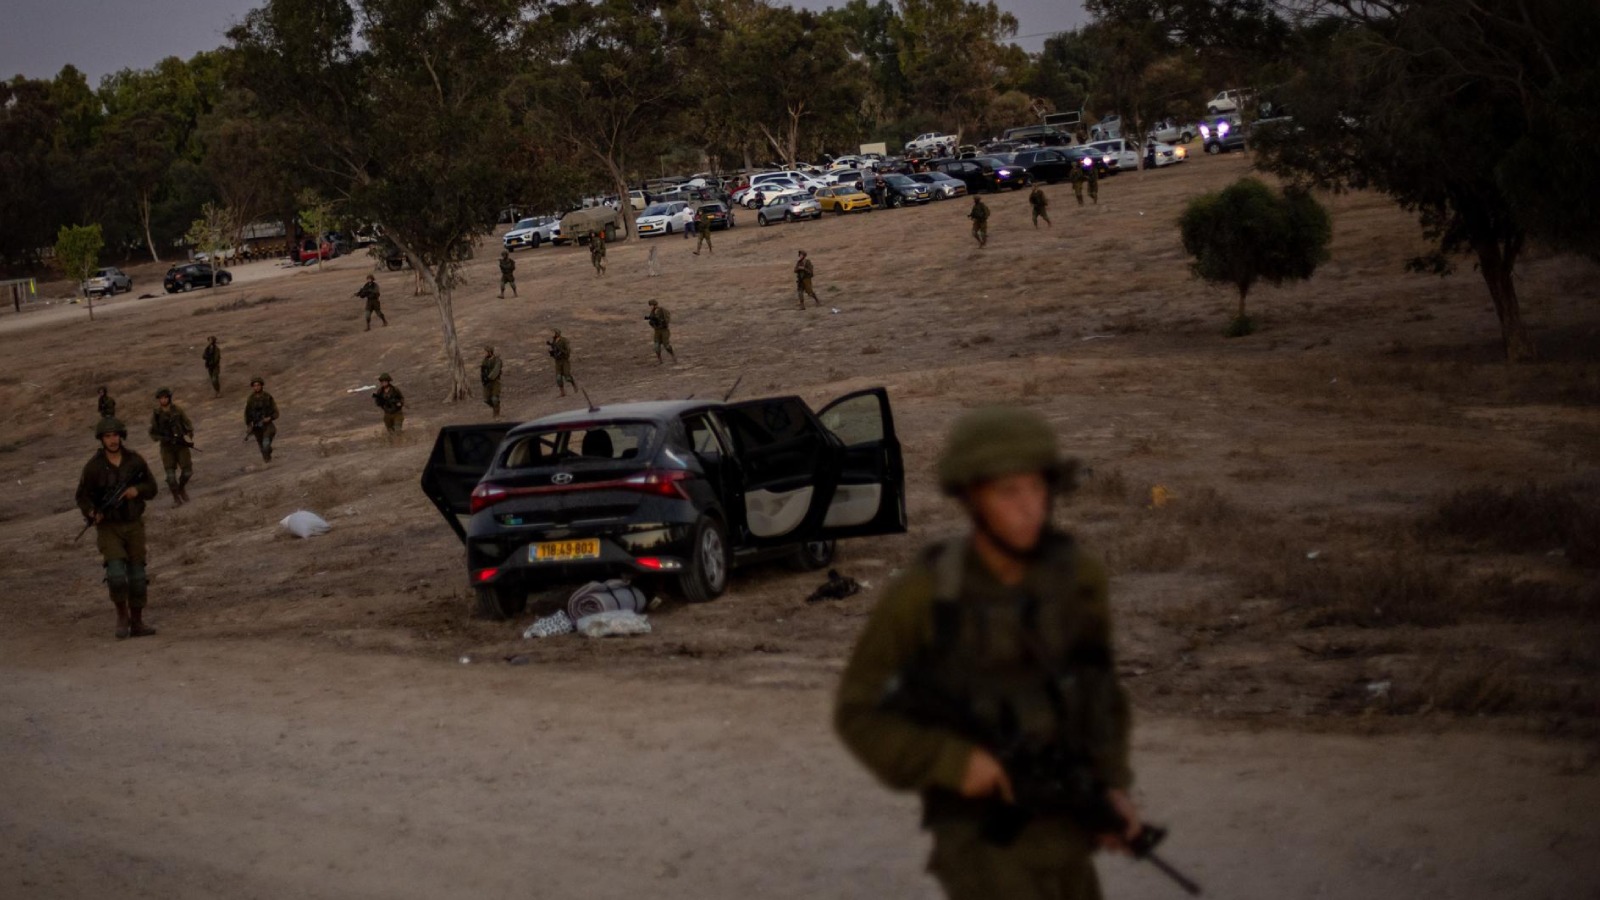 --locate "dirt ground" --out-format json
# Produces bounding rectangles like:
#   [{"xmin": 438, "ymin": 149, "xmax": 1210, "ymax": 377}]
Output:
[{"xmin": 2, "ymin": 152, "xmax": 1598, "ymax": 898}]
